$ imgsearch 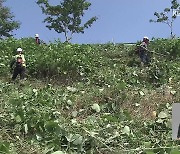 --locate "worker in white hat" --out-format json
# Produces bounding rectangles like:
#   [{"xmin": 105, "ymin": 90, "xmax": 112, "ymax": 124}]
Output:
[
  {"xmin": 138, "ymin": 36, "xmax": 150, "ymax": 65},
  {"xmin": 35, "ymin": 33, "xmax": 40, "ymax": 44},
  {"xmin": 10, "ymin": 48, "xmax": 26, "ymax": 81}
]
